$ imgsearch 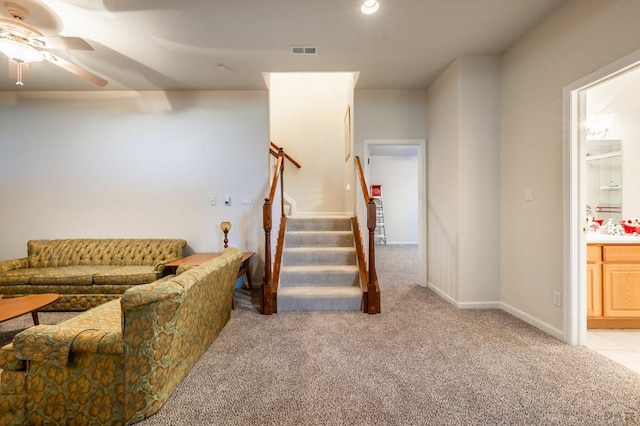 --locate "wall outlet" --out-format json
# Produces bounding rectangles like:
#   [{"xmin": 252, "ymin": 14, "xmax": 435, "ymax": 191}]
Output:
[
  {"xmin": 210, "ymin": 196, "xmax": 217, "ymax": 206},
  {"xmin": 553, "ymin": 291, "xmax": 562, "ymax": 307},
  {"xmin": 241, "ymin": 197, "xmax": 253, "ymax": 205}
]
